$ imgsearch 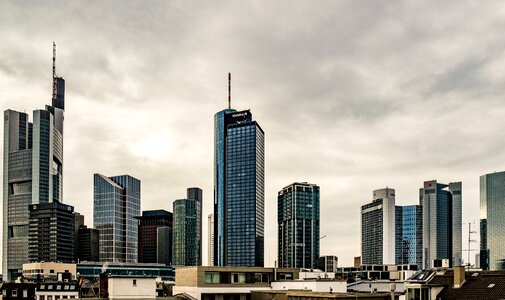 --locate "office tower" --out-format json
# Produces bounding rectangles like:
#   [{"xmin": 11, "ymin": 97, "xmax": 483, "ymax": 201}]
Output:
[
  {"xmin": 157, "ymin": 227, "xmax": 172, "ymax": 265},
  {"xmin": 420, "ymin": 180, "xmax": 462, "ymax": 269},
  {"xmin": 136, "ymin": 210, "xmax": 173, "ymax": 263},
  {"xmin": 214, "ymin": 108, "xmax": 265, "ymax": 267},
  {"xmin": 480, "ymin": 171, "xmax": 505, "ymax": 270},
  {"xmin": 93, "ymin": 174, "xmax": 141, "ymax": 263},
  {"xmin": 395, "ymin": 205, "xmax": 422, "ymax": 268},
  {"xmin": 74, "ymin": 212, "xmax": 85, "ymax": 262},
  {"xmin": 28, "ymin": 201, "xmax": 75, "ymax": 263},
  {"xmin": 3, "ymin": 45, "xmax": 65, "ymax": 280},
  {"xmin": 278, "ymin": 182, "xmax": 320, "ymax": 269},
  {"xmin": 361, "ymin": 188, "xmax": 395, "ymax": 265},
  {"xmin": 208, "ymin": 214, "xmax": 214, "ymax": 266},
  {"xmin": 315, "ymin": 255, "xmax": 338, "ymax": 273},
  {"xmin": 172, "ymin": 188, "xmax": 202, "ymax": 266},
  {"xmin": 78, "ymin": 225, "xmax": 100, "ymax": 262}
]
